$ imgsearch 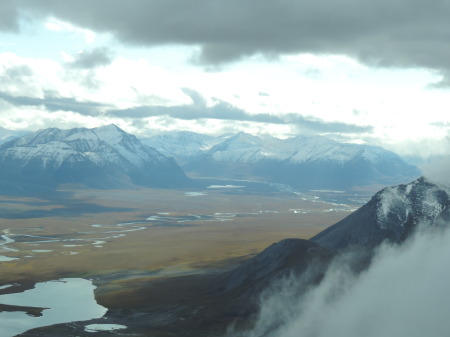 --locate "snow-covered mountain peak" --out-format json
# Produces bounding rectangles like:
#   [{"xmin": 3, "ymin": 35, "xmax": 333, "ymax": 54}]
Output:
[
  {"xmin": 13, "ymin": 127, "xmax": 65, "ymax": 146},
  {"xmin": 166, "ymin": 131, "xmax": 207, "ymax": 143},
  {"xmin": 209, "ymin": 132, "xmax": 264, "ymax": 160},
  {"xmin": 59, "ymin": 124, "xmax": 129, "ymax": 145},
  {"xmin": 95, "ymin": 123, "xmax": 122, "ymax": 132},
  {"xmin": 233, "ymin": 131, "xmax": 260, "ymax": 141},
  {"xmin": 91, "ymin": 124, "xmax": 128, "ymax": 145},
  {"xmin": 154, "ymin": 131, "xmax": 220, "ymax": 150},
  {"xmin": 223, "ymin": 132, "xmax": 262, "ymax": 147},
  {"xmin": 180, "ymin": 131, "xmax": 420, "ymax": 188},
  {"xmin": 281, "ymin": 136, "xmax": 358, "ymax": 163},
  {"xmin": 142, "ymin": 131, "xmax": 224, "ymax": 164},
  {"xmin": 0, "ymin": 125, "xmax": 189, "ymax": 191},
  {"xmin": 375, "ymin": 177, "xmax": 450, "ymax": 230},
  {"xmin": 16, "ymin": 124, "xmax": 130, "ymax": 148},
  {"xmin": 358, "ymin": 144, "xmax": 397, "ymax": 162},
  {"xmin": 312, "ymin": 177, "xmax": 450, "ymax": 250}
]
